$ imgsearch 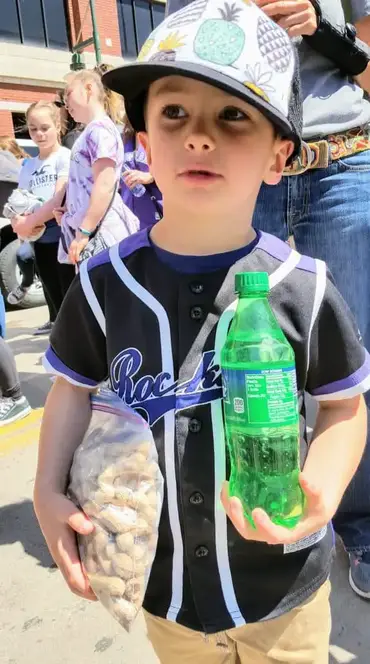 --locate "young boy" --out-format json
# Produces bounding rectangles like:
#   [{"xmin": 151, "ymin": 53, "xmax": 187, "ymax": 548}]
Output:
[{"xmin": 34, "ymin": 1, "xmax": 370, "ymax": 661}]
